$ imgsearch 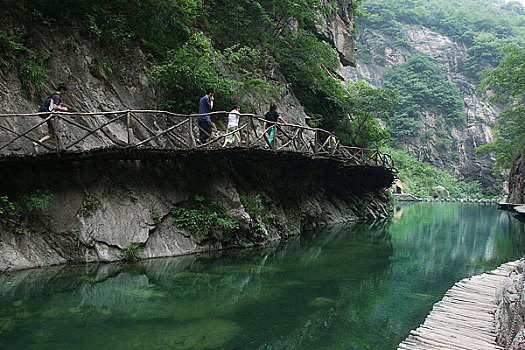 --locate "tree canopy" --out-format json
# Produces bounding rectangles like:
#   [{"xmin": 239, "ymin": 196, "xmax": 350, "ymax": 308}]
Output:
[{"xmin": 478, "ymin": 45, "xmax": 525, "ymax": 169}]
